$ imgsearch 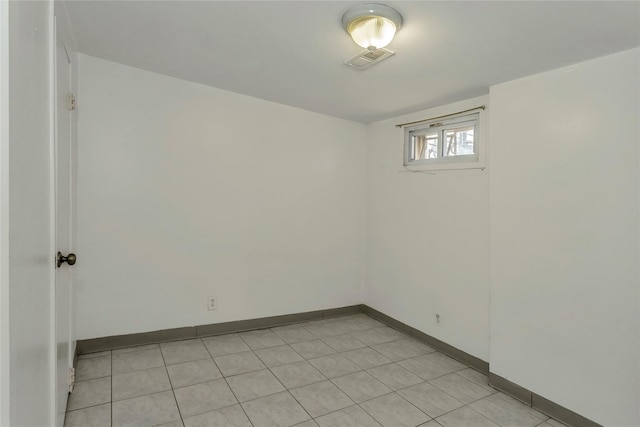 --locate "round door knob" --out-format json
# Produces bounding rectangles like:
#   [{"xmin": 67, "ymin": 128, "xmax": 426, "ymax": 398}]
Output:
[
  {"xmin": 66, "ymin": 253, "xmax": 76, "ymax": 265},
  {"xmin": 57, "ymin": 252, "xmax": 77, "ymax": 268}
]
